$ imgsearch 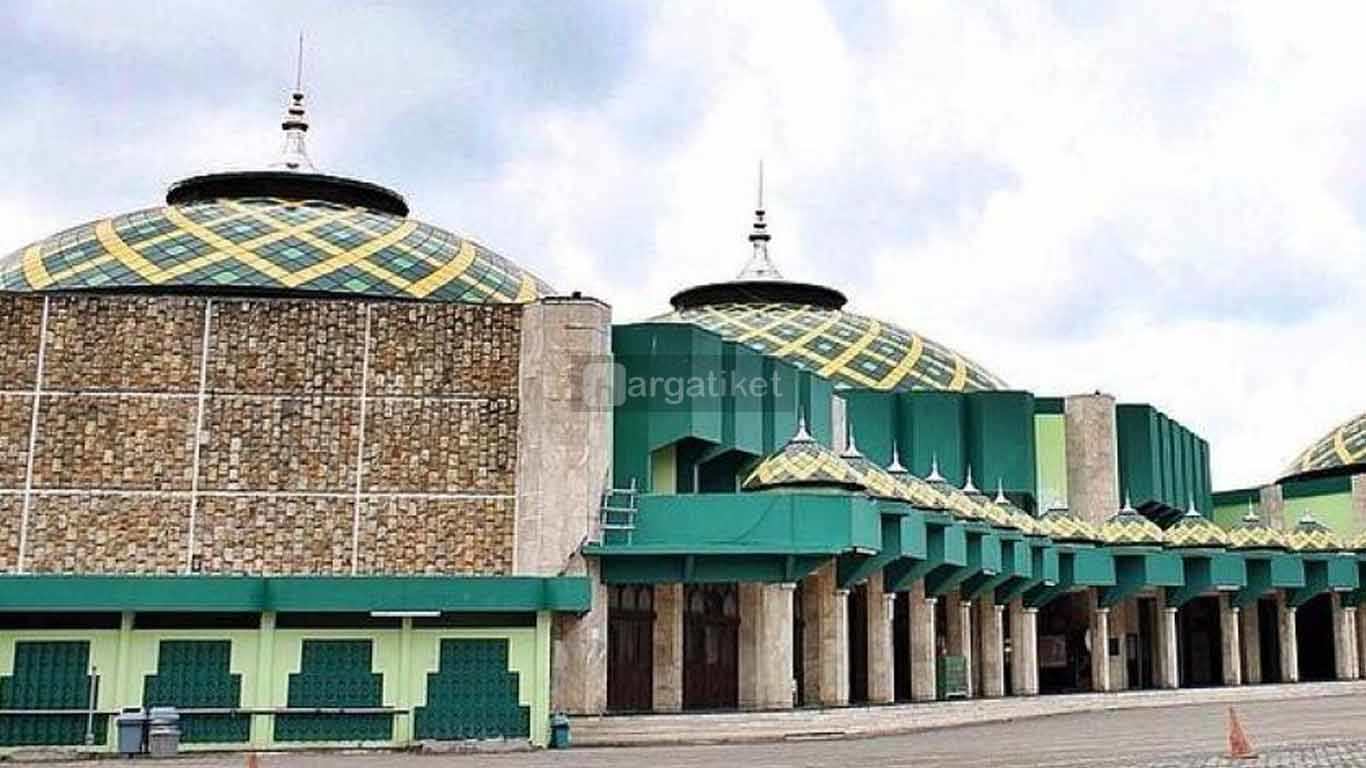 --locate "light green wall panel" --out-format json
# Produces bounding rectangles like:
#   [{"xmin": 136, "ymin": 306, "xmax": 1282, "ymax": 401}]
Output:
[{"xmin": 1034, "ymin": 413, "xmax": 1067, "ymax": 507}]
